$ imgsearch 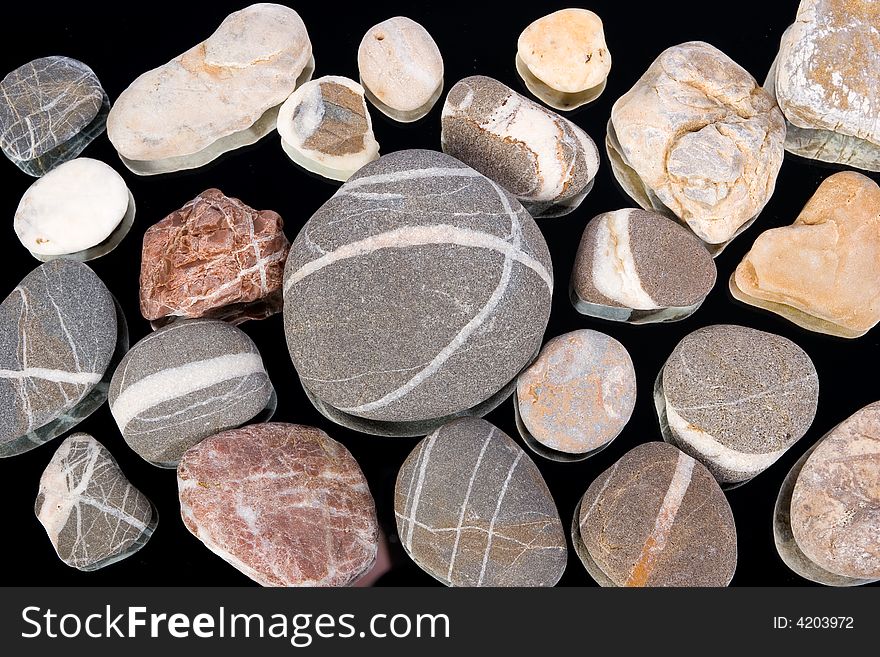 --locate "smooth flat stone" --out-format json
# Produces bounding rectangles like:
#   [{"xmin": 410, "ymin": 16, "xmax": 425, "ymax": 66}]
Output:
[
  {"xmin": 14, "ymin": 158, "xmax": 134, "ymax": 261},
  {"xmin": 0, "ymin": 56, "xmax": 108, "ymax": 176},
  {"xmin": 36, "ymin": 433, "xmax": 155, "ymax": 571},
  {"xmin": 788, "ymin": 402, "xmax": 880, "ymax": 582},
  {"xmin": 107, "ymin": 4, "xmax": 313, "ymax": 175},
  {"xmin": 441, "ymin": 75, "xmax": 599, "ymax": 219},
  {"xmin": 515, "ymin": 330, "xmax": 635, "ymax": 460},
  {"xmin": 656, "ymin": 325, "xmax": 818, "ymax": 486},
  {"xmin": 731, "ymin": 171, "xmax": 880, "ymax": 339},
  {"xmin": 283, "ymin": 149, "xmax": 553, "ymax": 436},
  {"xmin": 394, "ymin": 417, "xmax": 567, "ymax": 586},
  {"xmin": 140, "ymin": 189, "xmax": 289, "ymax": 326},
  {"xmin": 358, "ymin": 16, "xmax": 443, "ymax": 123},
  {"xmin": 277, "ymin": 76, "xmax": 379, "ymax": 181},
  {"xmin": 516, "ymin": 9, "xmax": 610, "ymax": 111},
  {"xmin": 109, "ymin": 319, "xmax": 275, "ymax": 468},
  {"xmin": 178, "ymin": 423, "xmax": 378, "ymax": 587},
  {"xmin": 608, "ymin": 41, "xmax": 785, "ymax": 254},
  {"xmin": 571, "ymin": 208, "xmax": 717, "ymax": 323},
  {"xmin": 574, "ymin": 442, "xmax": 737, "ymax": 587},
  {"xmin": 769, "ymin": 0, "xmax": 880, "ymax": 170},
  {"xmin": 0, "ymin": 260, "xmax": 117, "ymax": 455}
]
